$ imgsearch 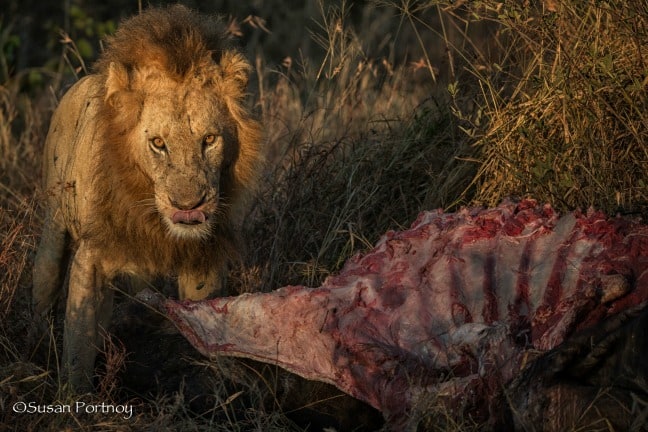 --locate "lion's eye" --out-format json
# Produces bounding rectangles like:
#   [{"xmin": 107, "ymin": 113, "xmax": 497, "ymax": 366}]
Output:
[
  {"xmin": 150, "ymin": 137, "xmax": 166, "ymax": 152},
  {"xmin": 203, "ymin": 134, "xmax": 221, "ymax": 147}
]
